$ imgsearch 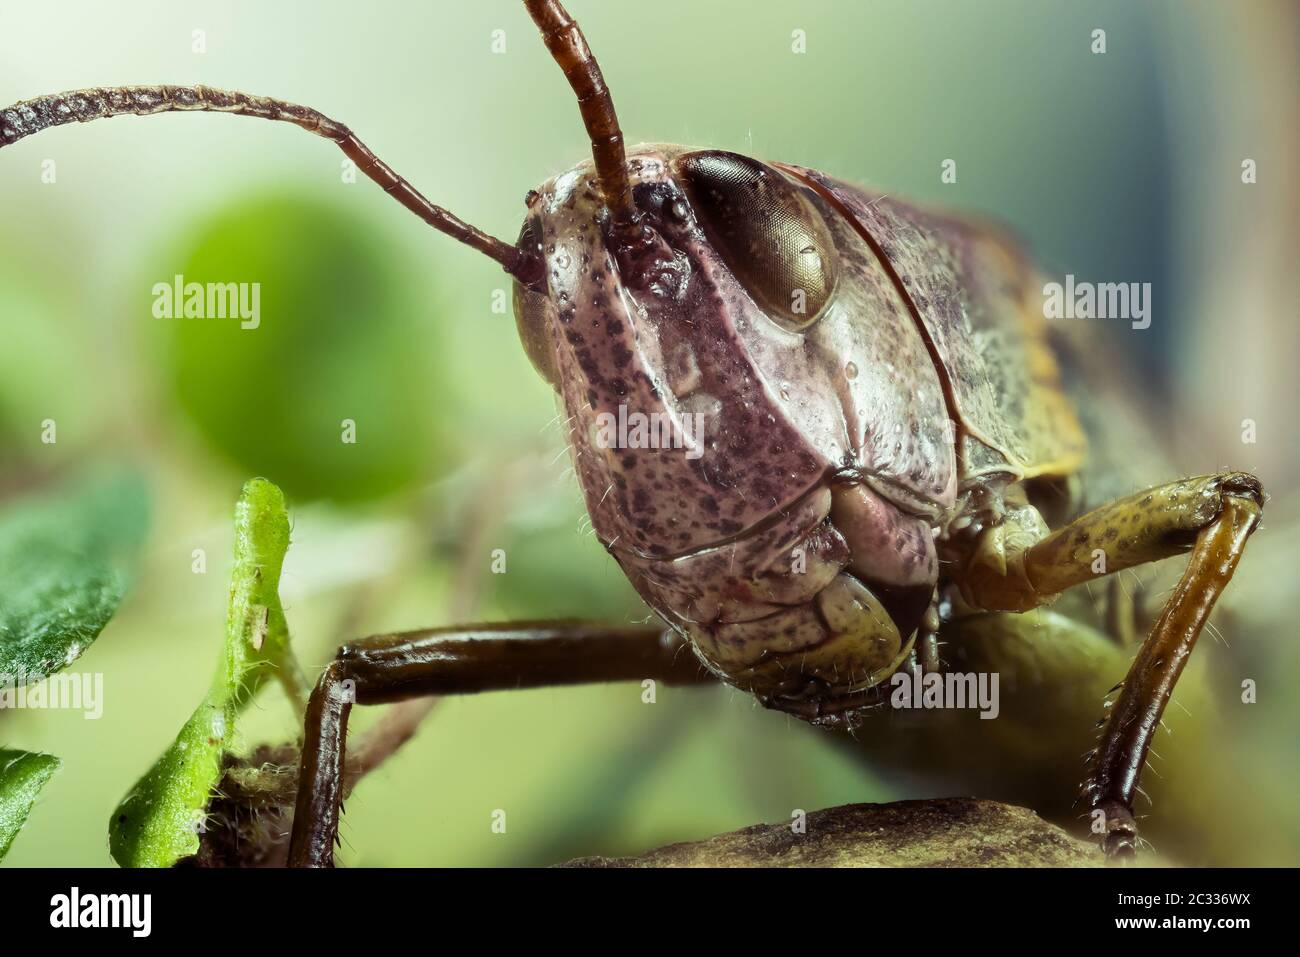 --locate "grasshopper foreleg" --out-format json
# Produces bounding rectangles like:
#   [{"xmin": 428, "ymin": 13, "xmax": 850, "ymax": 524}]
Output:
[
  {"xmin": 286, "ymin": 621, "xmax": 712, "ymax": 867},
  {"xmin": 952, "ymin": 471, "xmax": 1264, "ymax": 858}
]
